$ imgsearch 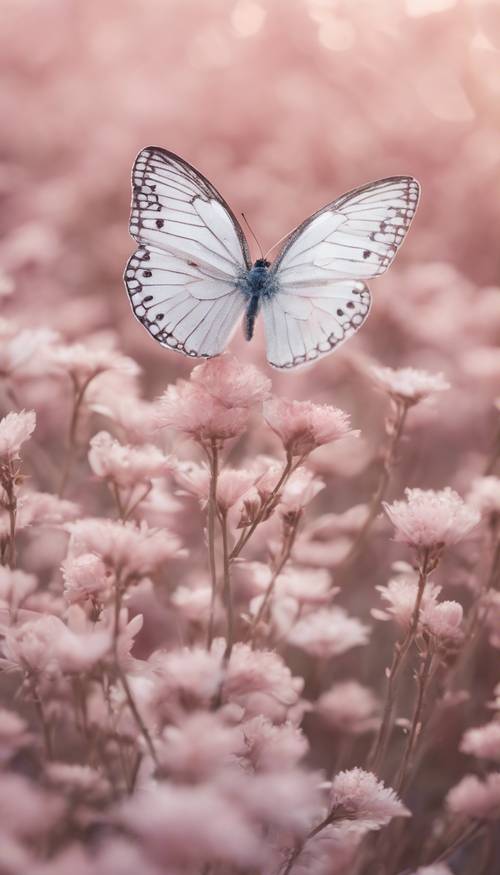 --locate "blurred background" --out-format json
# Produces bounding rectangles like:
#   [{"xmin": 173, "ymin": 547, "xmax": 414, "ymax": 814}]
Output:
[{"xmin": 1, "ymin": 0, "xmax": 499, "ymax": 492}]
